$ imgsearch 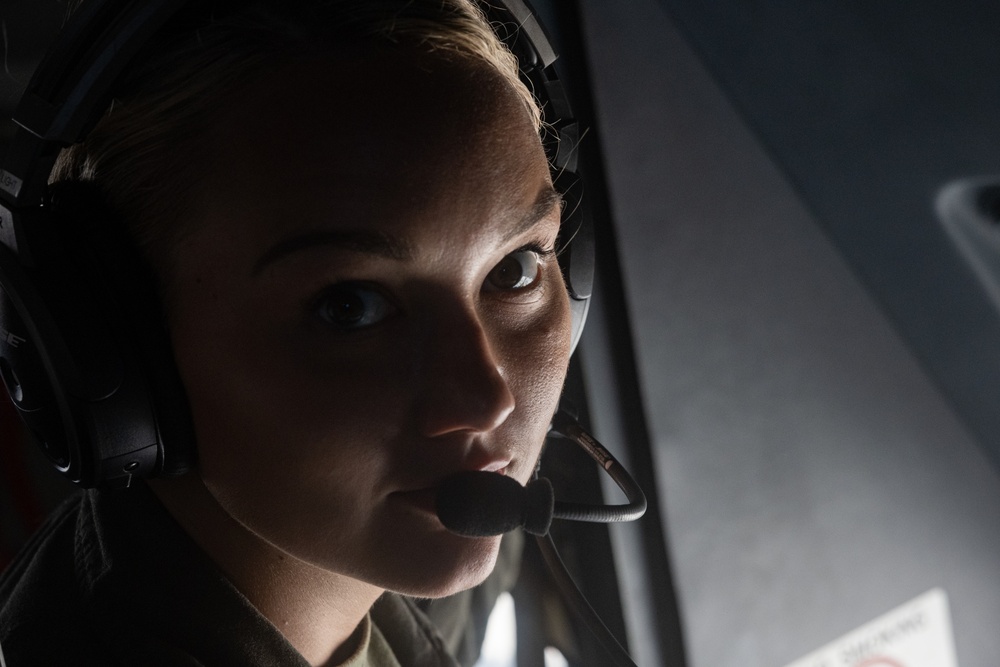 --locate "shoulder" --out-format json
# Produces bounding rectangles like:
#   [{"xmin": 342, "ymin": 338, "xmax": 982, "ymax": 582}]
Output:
[{"xmin": 0, "ymin": 491, "xmax": 121, "ymax": 666}]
